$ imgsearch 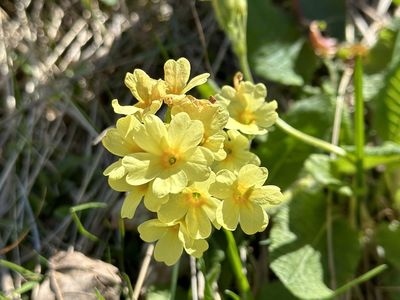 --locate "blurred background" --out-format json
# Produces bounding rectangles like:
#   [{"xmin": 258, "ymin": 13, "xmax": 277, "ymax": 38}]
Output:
[{"xmin": 1, "ymin": 0, "xmax": 400, "ymax": 299}]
